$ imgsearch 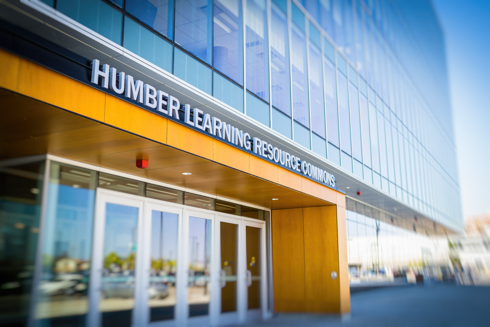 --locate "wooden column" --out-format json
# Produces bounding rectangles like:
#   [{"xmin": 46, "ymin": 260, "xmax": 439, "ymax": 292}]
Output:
[{"xmin": 272, "ymin": 204, "xmax": 350, "ymax": 314}]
